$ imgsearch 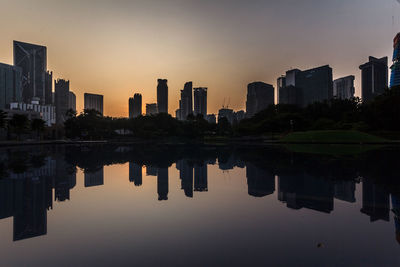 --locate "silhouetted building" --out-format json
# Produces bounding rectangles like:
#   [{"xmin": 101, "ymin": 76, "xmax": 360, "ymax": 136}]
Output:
[
  {"xmin": 334, "ymin": 180, "xmax": 356, "ymax": 203},
  {"xmin": 194, "ymin": 87, "xmax": 207, "ymax": 118},
  {"xmin": 9, "ymin": 101, "xmax": 55, "ymax": 126},
  {"xmin": 177, "ymin": 160, "xmax": 193, "ymax": 198},
  {"xmin": 246, "ymin": 163, "xmax": 275, "ymax": 197},
  {"xmin": 390, "ymin": 33, "xmax": 400, "ymax": 88},
  {"xmin": 45, "ymin": 71, "xmax": 53, "ymax": 105},
  {"xmin": 246, "ymin": 82, "xmax": 274, "ymax": 118},
  {"xmin": 333, "ymin": 75, "xmax": 355, "ymax": 99},
  {"xmin": 359, "ymin": 56, "xmax": 388, "ymax": 102},
  {"xmin": 277, "ymin": 76, "xmax": 286, "ymax": 103},
  {"xmin": 179, "ymin": 82, "xmax": 193, "ymax": 120},
  {"xmin": 84, "ymin": 93, "xmax": 103, "ymax": 114},
  {"xmin": 157, "ymin": 168, "xmax": 168, "ymax": 201},
  {"xmin": 13, "ymin": 41, "xmax": 47, "ymax": 104},
  {"xmin": 129, "ymin": 93, "xmax": 142, "ymax": 118},
  {"xmin": 206, "ymin": 114, "xmax": 216, "ymax": 124},
  {"xmin": 54, "ymin": 157, "xmax": 76, "ymax": 202},
  {"xmin": 0, "ymin": 63, "xmax": 22, "ymax": 110},
  {"xmin": 146, "ymin": 166, "xmax": 158, "ymax": 176},
  {"xmin": 157, "ymin": 79, "xmax": 168, "ymax": 113},
  {"xmin": 55, "ymin": 79, "xmax": 70, "ymax": 125},
  {"xmin": 360, "ymin": 178, "xmax": 390, "ymax": 222},
  {"xmin": 194, "ymin": 163, "xmax": 208, "ymax": 192},
  {"xmin": 68, "ymin": 91, "xmax": 76, "ymax": 112},
  {"xmin": 146, "ymin": 103, "xmax": 157, "ymax": 115},
  {"xmin": 234, "ymin": 110, "xmax": 246, "ymax": 123},
  {"xmin": 84, "ymin": 167, "xmax": 104, "ymax": 187},
  {"xmin": 278, "ymin": 66, "xmax": 333, "ymax": 107},
  {"xmin": 129, "ymin": 162, "xmax": 142, "ymax": 186},
  {"xmin": 218, "ymin": 108, "xmax": 234, "ymax": 124}
]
